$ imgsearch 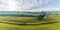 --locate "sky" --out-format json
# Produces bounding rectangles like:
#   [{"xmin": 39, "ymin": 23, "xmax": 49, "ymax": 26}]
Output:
[{"xmin": 0, "ymin": 0, "xmax": 60, "ymax": 11}]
